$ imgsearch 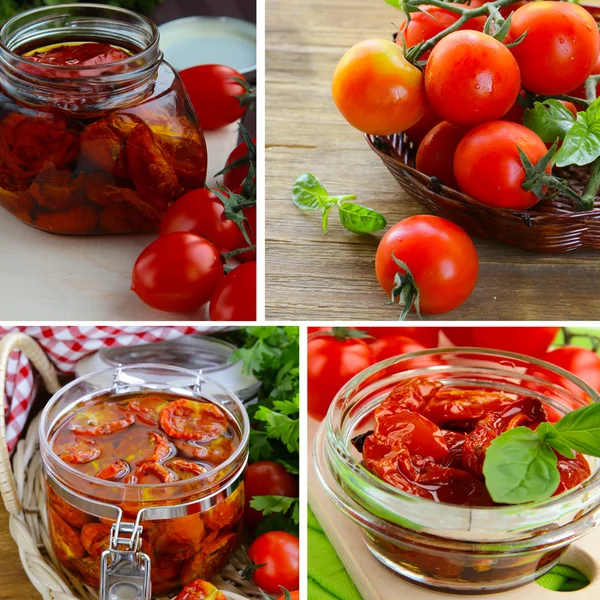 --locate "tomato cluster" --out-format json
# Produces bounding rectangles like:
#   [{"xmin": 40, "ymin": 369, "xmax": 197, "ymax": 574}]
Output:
[
  {"xmin": 0, "ymin": 42, "xmax": 207, "ymax": 234},
  {"xmin": 47, "ymin": 393, "xmax": 243, "ymax": 595}
]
